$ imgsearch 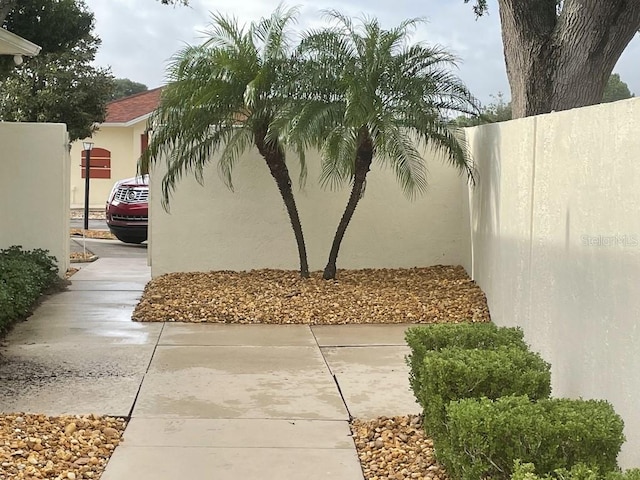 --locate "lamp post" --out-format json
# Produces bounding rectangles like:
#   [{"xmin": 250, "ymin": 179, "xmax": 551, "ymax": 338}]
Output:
[{"xmin": 83, "ymin": 141, "xmax": 94, "ymax": 230}]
